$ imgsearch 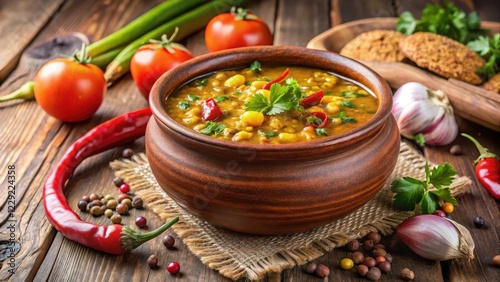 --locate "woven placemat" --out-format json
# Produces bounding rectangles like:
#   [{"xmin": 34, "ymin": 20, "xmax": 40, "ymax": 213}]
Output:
[{"xmin": 110, "ymin": 142, "xmax": 471, "ymax": 281}]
